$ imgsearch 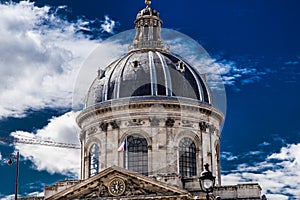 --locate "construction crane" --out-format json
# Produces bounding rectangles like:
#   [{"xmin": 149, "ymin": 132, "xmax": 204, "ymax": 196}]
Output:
[{"xmin": 0, "ymin": 135, "xmax": 81, "ymax": 149}]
